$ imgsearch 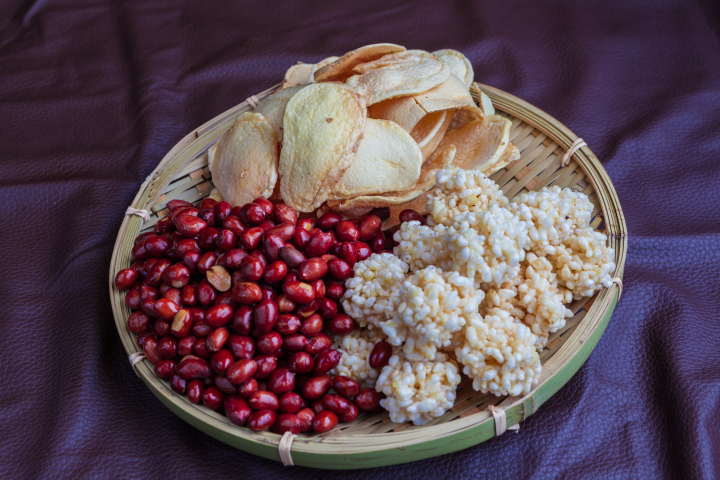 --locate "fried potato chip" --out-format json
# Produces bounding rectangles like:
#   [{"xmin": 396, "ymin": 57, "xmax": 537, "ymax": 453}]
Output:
[
  {"xmin": 255, "ymin": 86, "xmax": 303, "ymax": 143},
  {"xmin": 207, "ymin": 143, "xmax": 217, "ymax": 173},
  {"xmin": 485, "ymin": 143, "xmax": 520, "ymax": 176},
  {"xmin": 471, "ymin": 82, "xmax": 495, "ymax": 116},
  {"xmin": 411, "ymin": 110, "xmax": 446, "ymax": 147},
  {"xmin": 479, "ymin": 91, "xmax": 495, "ymax": 116},
  {"xmin": 433, "ymin": 115, "xmax": 512, "ymax": 173},
  {"xmin": 433, "ymin": 49, "xmax": 474, "ymax": 88},
  {"xmin": 412, "ymin": 109, "xmax": 454, "ymax": 160},
  {"xmin": 448, "ymin": 104, "xmax": 484, "ymax": 130},
  {"xmin": 367, "ymin": 96, "xmax": 426, "ymax": 133},
  {"xmin": 310, "ymin": 56, "xmax": 340, "ymax": 79},
  {"xmin": 369, "ymin": 74, "xmax": 474, "ymax": 134},
  {"xmin": 313, "ymin": 44, "xmax": 406, "ymax": 82},
  {"xmin": 346, "ymin": 50, "xmax": 451, "ymax": 105},
  {"xmin": 279, "ymin": 82, "xmax": 366, "ymax": 212},
  {"xmin": 328, "ymin": 144, "xmax": 456, "ymax": 216},
  {"xmin": 212, "ymin": 112, "xmax": 278, "ymax": 206},
  {"xmin": 329, "ymin": 118, "xmax": 422, "ymax": 200},
  {"xmin": 282, "ymin": 63, "xmax": 314, "ymax": 89},
  {"xmin": 352, "ymin": 50, "xmax": 434, "ymax": 73},
  {"xmin": 412, "ymin": 74, "xmax": 475, "ymax": 114}
]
